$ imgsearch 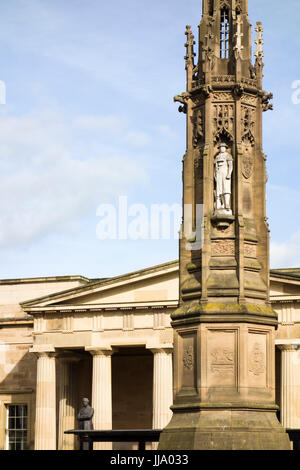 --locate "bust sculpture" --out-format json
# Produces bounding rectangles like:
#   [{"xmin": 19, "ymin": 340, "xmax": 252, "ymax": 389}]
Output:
[
  {"xmin": 77, "ymin": 398, "xmax": 94, "ymax": 430},
  {"xmin": 214, "ymin": 143, "xmax": 233, "ymax": 214}
]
